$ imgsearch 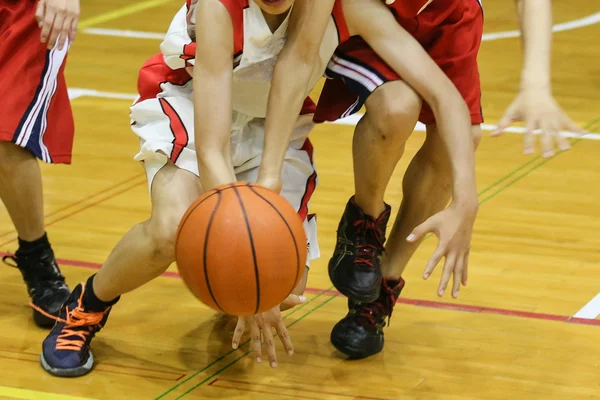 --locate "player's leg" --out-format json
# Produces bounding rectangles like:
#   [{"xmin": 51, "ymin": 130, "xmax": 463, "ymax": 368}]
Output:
[
  {"xmin": 40, "ymin": 161, "xmax": 202, "ymax": 377},
  {"xmin": 324, "ymin": 41, "xmax": 421, "ymax": 304},
  {"xmin": 0, "ymin": 2, "xmax": 73, "ymax": 327},
  {"xmin": 329, "ymin": 0, "xmax": 485, "ymax": 359}
]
